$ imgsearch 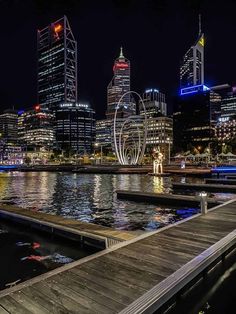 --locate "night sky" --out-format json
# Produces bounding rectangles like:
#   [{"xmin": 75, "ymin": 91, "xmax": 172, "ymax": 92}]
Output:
[{"xmin": 0, "ymin": 0, "xmax": 236, "ymax": 118}]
